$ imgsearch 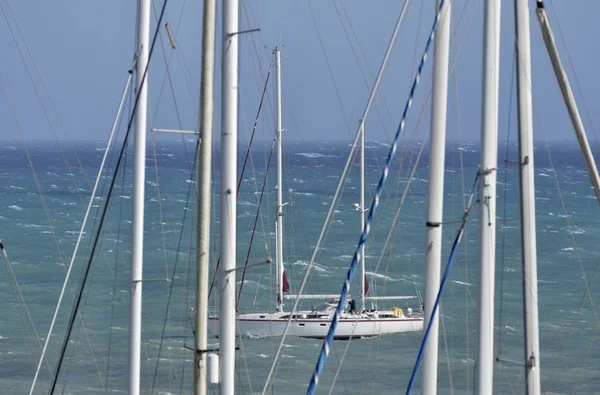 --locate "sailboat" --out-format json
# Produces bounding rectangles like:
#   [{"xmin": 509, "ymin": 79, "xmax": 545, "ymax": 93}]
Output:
[{"xmin": 209, "ymin": 46, "xmax": 423, "ymax": 340}]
